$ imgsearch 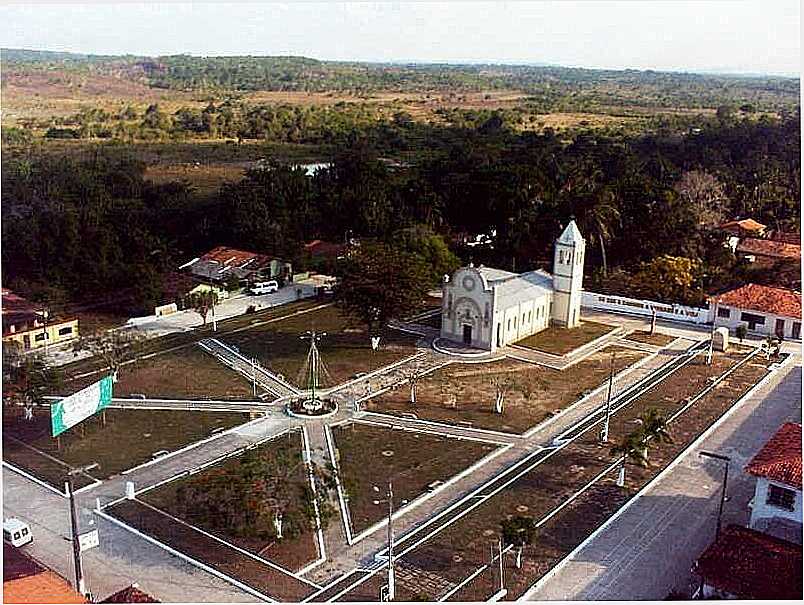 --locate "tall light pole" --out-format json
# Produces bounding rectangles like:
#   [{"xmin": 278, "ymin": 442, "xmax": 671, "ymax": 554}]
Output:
[
  {"xmin": 599, "ymin": 350, "xmax": 616, "ymax": 443},
  {"xmin": 699, "ymin": 451, "xmax": 730, "ymax": 541},
  {"xmin": 42, "ymin": 309, "xmax": 50, "ymax": 356},
  {"xmin": 66, "ymin": 462, "xmax": 98, "ymax": 597},
  {"xmin": 373, "ymin": 481, "xmax": 396, "ymax": 601},
  {"xmin": 706, "ymin": 300, "xmax": 719, "ymax": 366}
]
